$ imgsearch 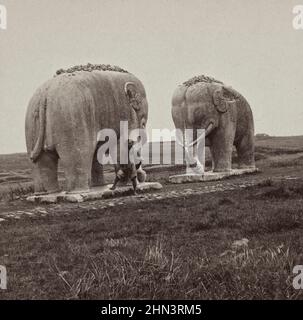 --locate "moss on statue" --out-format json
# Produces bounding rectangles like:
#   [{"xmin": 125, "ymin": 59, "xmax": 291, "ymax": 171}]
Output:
[
  {"xmin": 183, "ymin": 75, "xmax": 223, "ymax": 87},
  {"xmin": 55, "ymin": 63, "xmax": 128, "ymax": 76}
]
